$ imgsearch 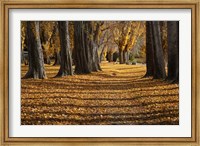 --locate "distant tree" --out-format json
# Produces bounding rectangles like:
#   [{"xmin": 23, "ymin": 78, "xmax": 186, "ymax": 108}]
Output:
[
  {"xmin": 107, "ymin": 45, "xmax": 117, "ymax": 62},
  {"xmin": 99, "ymin": 30, "xmax": 111, "ymax": 62},
  {"xmin": 167, "ymin": 21, "xmax": 179, "ymax": 83},
  {"xmin": 21, "ymin": 22, "xmax": 27, "ymax": 64},
  {"xmin": 55, "ymin": 21, "xmax": 73, "ymax": 77},
  {"xmin": 126, "ymin": 22, "xmax": 145, "ymax": 63},
  {"xmin": 50, "ymin": 22, "xmax": 61, "ymax": 66},
  {"xmin": 40, "ymin": 21, "xmax": 55, "ymax": 65},
  {"xmin": 91, "ymin": 21, "xmax": 110, "ymax": 63},
  {"xmin": 23, "ymin": 21, "xmax": 47, "ymax": 79},
  {"xmin": 53, "ymin": 51, "xmax": 61, "ymax": 65},
  {"xmin": 112, "ymin": 21, "xmax": 145, "ymax": 64},
  {"xmin": 100, "ymin": 44, "xmax": 107, "ymax": 62},
  {"xmin": 113, "ymin": 21, "xmax": 131, "ymax": 64}
]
